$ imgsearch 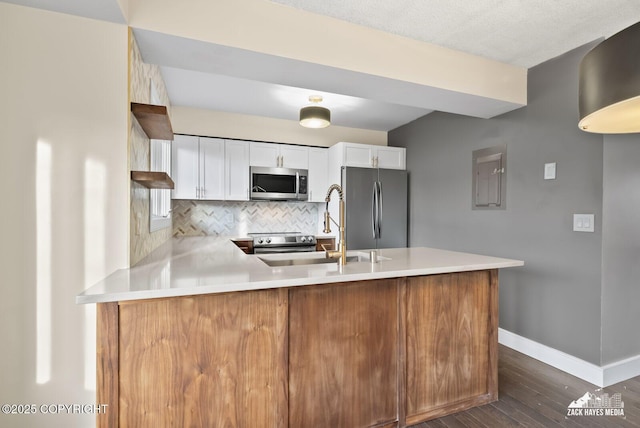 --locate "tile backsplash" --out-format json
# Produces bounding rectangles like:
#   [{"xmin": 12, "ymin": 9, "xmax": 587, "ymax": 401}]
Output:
[
  {"xmin": 173, "ymin": 200, "xmax": 320, "ymax": 237},
  {"xmin": 129, "ymin": 31, "xmax": 173, "ymax": 266}
]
